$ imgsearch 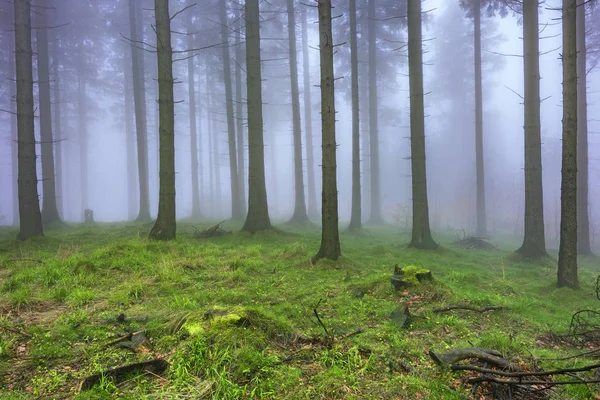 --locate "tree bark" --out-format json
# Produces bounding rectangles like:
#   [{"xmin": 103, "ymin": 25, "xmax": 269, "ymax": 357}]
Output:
[
  {"xmin": 219, "ymin": 0, "xmax": 243, "ymax": 221},
  {"xmin": 287, "ymin": 0, "xmax": 309, "ymax": 224},
  {"xmin": 14, "ymin": 0, "xmax": 43, "ymax": 239},
  {"xmin": 187, "ymin": 10, "xmax": 201, "ymax": 220},
  {"xmin": 235, "ymin": 6, "xmax": 246, "ymax": 216},
  {"xmin": 242, "ymin": 0, "xmax": 272, "ymax": 233},
  {"xmin": 313, "ymin": 0, "xmax": 341, "ymax": 262},
  {"xmin": 367, "ymin": 0, "xmax": 382, "ymax": 224},
  {"xmin": 473, "ymin": 0, "xmax": 486, "ymax": 237},
  {"xmin": 128, "ymin": 0, "xmax": 151, "ymax": 221},
  {"xmin": 557, "ymin": 0, "xmax": 578, "ymax": 289},
  {"xmin": 516, "ymin": 0, "xmax": 547, "ymax": 259},
  {"xmin": 77, "ymin": 50, "xmax": 89, "ymax": 217},
  {"xmin": 407, "ymin": 0, "xmax": 437, "ymax": 249},
  {"xmin": 149, "ymin": 0, "xmax": 176, "ymax": 240},
  {"xmin": 124, "ymin": 50, "xmax": 137, "ymax": 220},
  {"xmin": 348, "ymin": 0, "xmax": 361, "ymax": 232},
  {"xmin": 206, "ymin": 65, "xmax": 215, "ymax": 216},
  {"xmin": 52, "ymin": 40, "xmax": 63, "ymax": 220},
  {"xmin": 302, "ymin": 6, "xmax": 319, "ymax": 221},
  {"xmin": 36, "ymin": 0, "xmax": 60, "ymax": 224},
  {"xmin": 9, "ymin": 37, "xmax": 19, "ymax": 226},
  {"xmin": 576, "ymin": 0, "xmax": 591, "ymax": 255}
]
